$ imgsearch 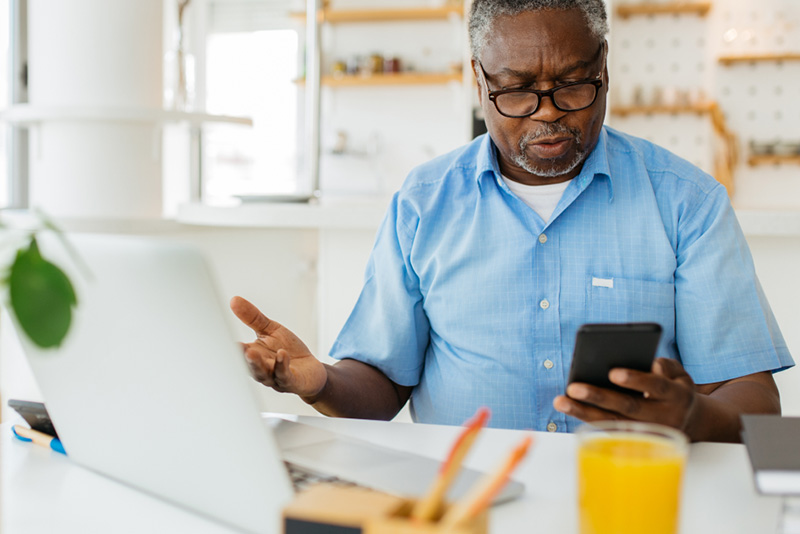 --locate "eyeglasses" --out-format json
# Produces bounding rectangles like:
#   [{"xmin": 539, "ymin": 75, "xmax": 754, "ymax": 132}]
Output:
[{"xmin": 477, "ymin": 50, "xmax": 605, "ymax": 118}]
